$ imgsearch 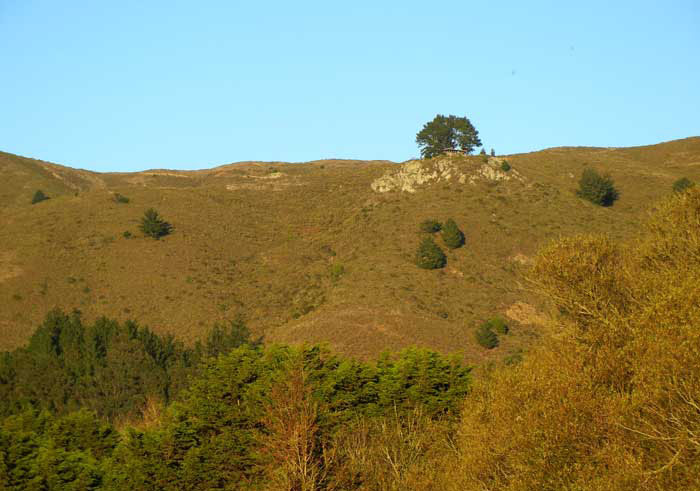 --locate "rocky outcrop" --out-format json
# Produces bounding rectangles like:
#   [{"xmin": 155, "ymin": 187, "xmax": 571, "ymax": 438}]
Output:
[{"xmin": 371, "ymin": 157, "xmax": 524, "ymax": 193}]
